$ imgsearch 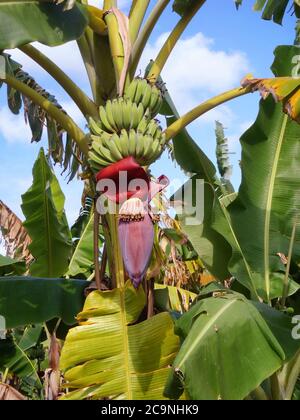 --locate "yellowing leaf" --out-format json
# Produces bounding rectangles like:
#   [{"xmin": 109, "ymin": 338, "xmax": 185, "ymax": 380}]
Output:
[
  {"xmin": 241, "ymin": 75, "xmax": 300, "ymax": 123},
  {"xmin": 60, "ymin": 282, "xmax": 179, "ymax": 400}
]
